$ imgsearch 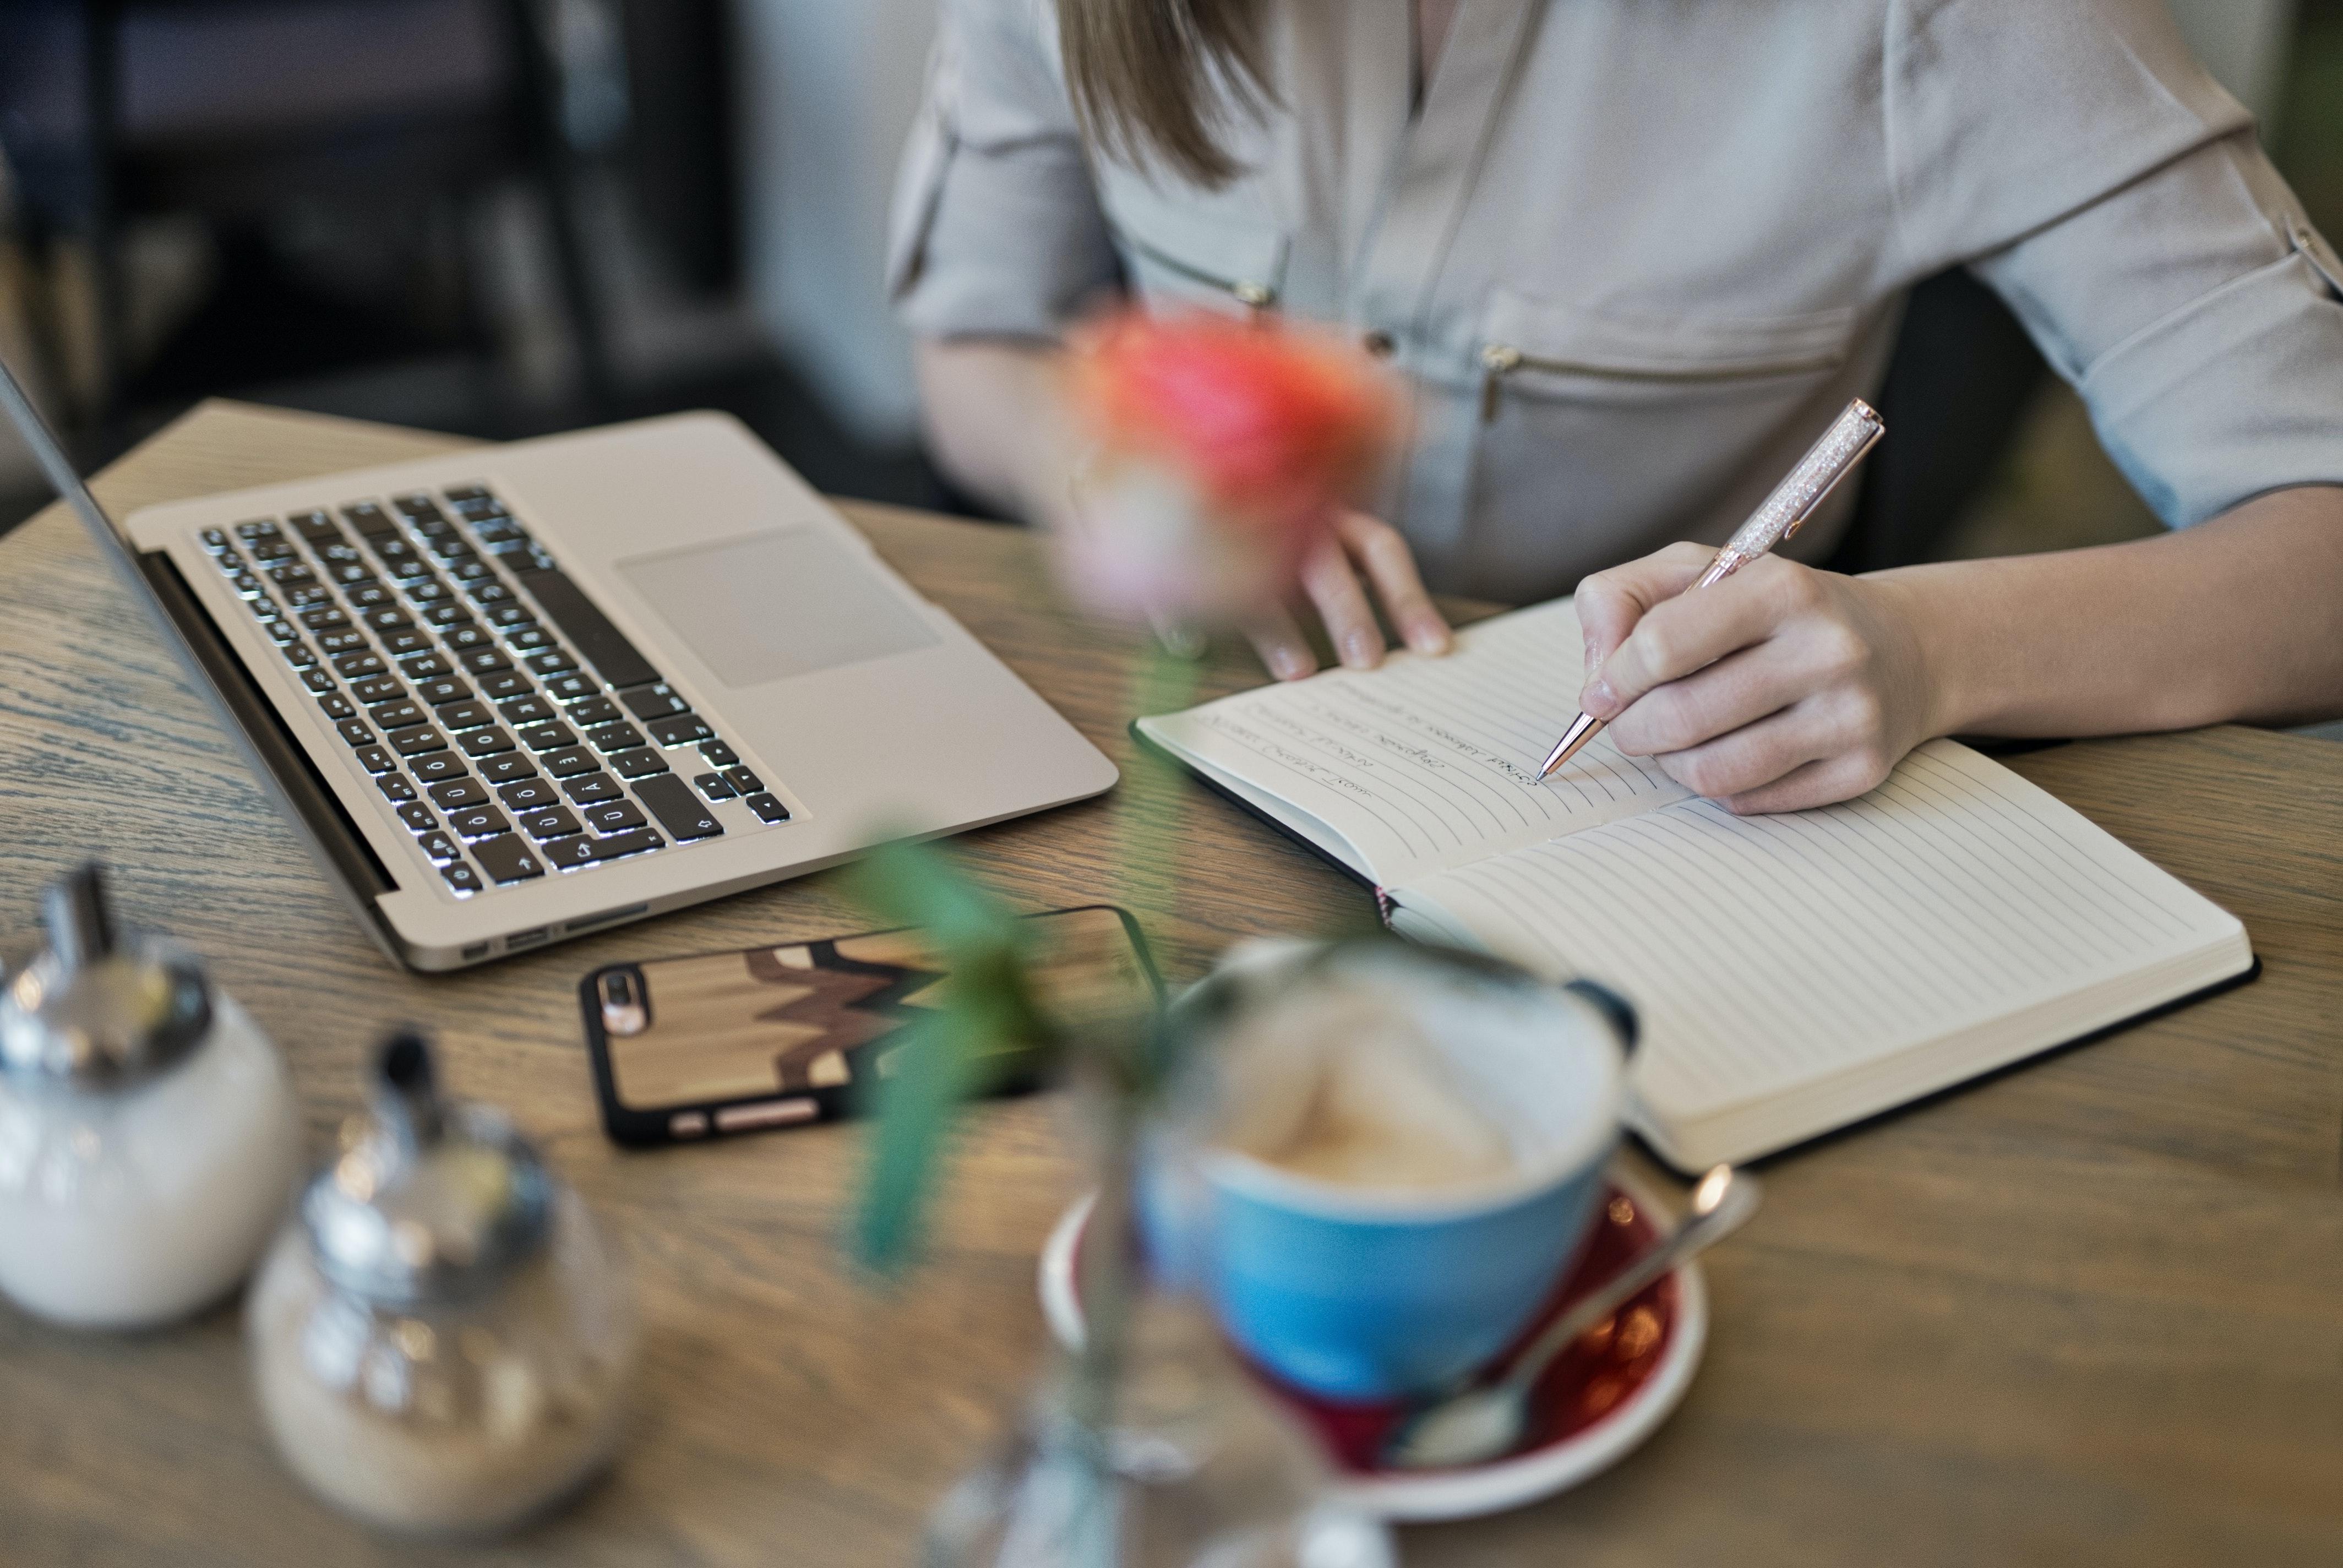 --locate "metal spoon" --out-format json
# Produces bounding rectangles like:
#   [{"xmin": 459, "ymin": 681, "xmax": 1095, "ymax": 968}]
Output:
[{"xmin": 1381, "ymin": 1164, "xmax": 1761, "ymax": 1471}]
